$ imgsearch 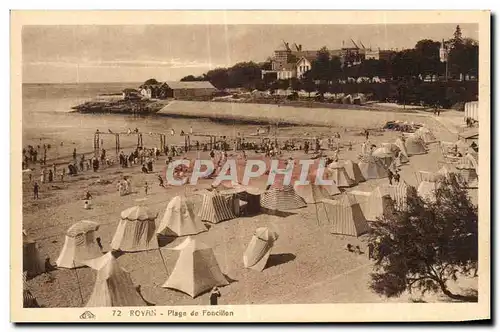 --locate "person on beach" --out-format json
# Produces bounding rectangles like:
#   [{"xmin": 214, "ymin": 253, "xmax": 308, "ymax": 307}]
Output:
[
  {"xmin": 157, "ymin": 174, "xmax": 165, "ymax": 188},
  {"xmin": 368, "ymin": 242, "xmax": 375, "ymax": 260},
  {"xmin": 210, "ymin": 287, "xmax": 221, "ymax": 306},
  {"xmin": 33, "ymin": 182, "xmax": 39, "ymax": 199},
  {"xmin": 365, "ymin": 129, "xmax": 369, "ymax": 140},
  {"xmin": 144, "ymin": 182, "xmax": 150, "ymax": 195},
  {"xmin": 141, "ymin": 164, "xmax": 149, "ymax": 174},
  {"xmin": 387, "ymin": 169, "xmax": 394, "ymax": 185},
  {"xmin": 72, "ymin": 148, "xmax": 77, "ymax": 161},
  {"xmin": 48, "ymin": 169, "xmax": 53, "ymax": 183},
  {"xmin": 394, "ymin": 171, "xmax": 401, "ymax": 184}
]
